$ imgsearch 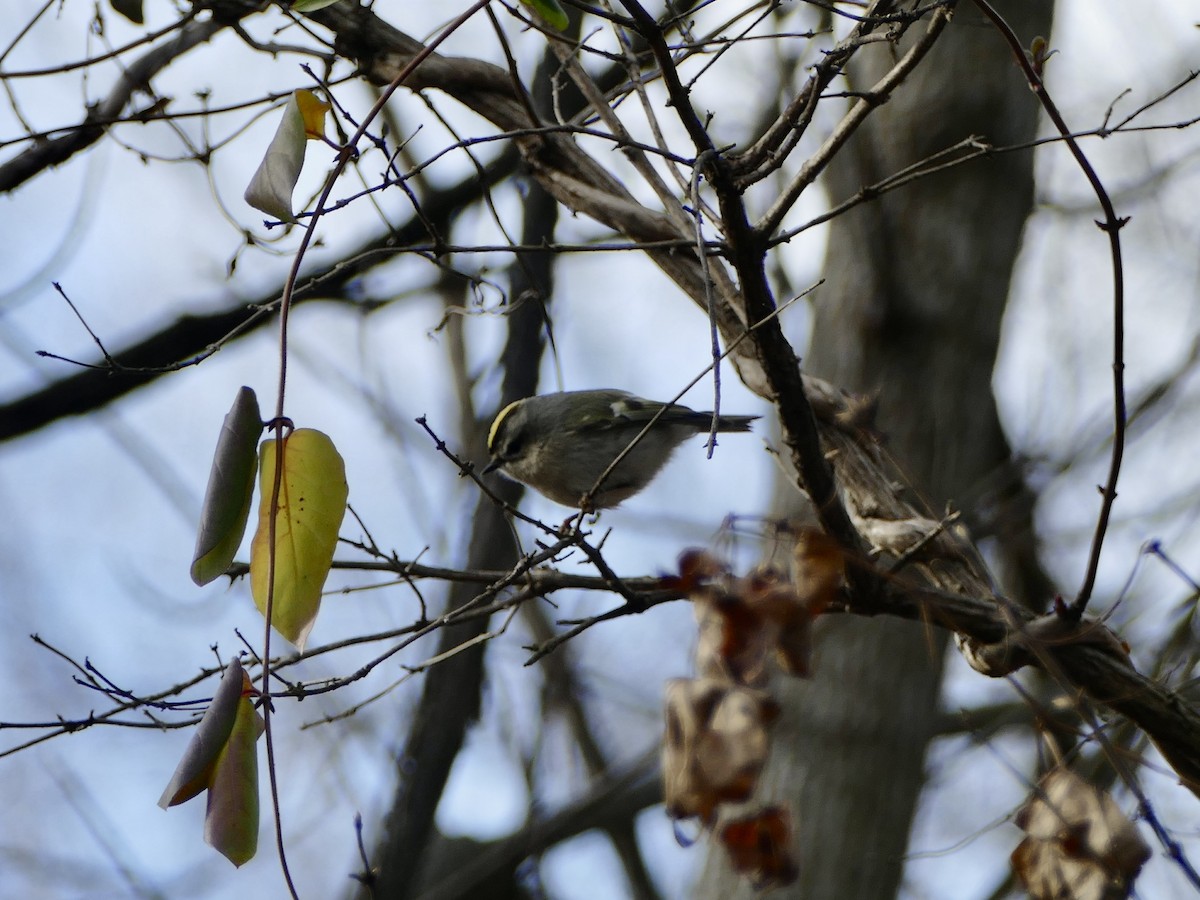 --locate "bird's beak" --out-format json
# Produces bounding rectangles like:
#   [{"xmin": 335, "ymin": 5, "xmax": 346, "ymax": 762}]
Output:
[{"xmin": 482, "ymin": 458, "xmax": 502, "ymax": 475}]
